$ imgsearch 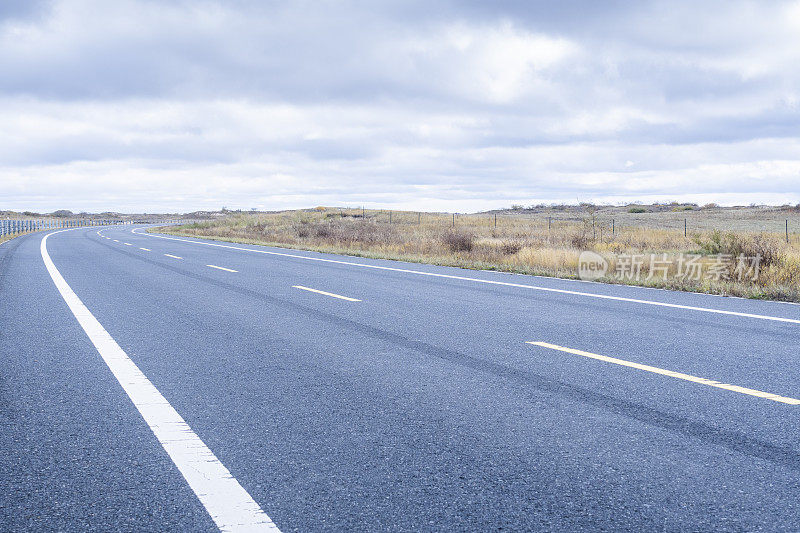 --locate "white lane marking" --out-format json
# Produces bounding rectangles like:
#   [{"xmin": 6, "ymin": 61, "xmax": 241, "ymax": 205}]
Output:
[
  {"xmin": 140, "ymin": 247, "xmax": 151, "ymax": 251},
  {"xmin": 134, "ymin": 230, "xmax": 800, "ymax": 325},
  {"xmin": 164, "ymin": 254, "xmax": 182, "ymax": 259},
  {"xmin": 124, "ymin": 242, "xmax": 132, "ymax": 246},
  {"xmin": 528, "ymin": 341, "xmax": 800, "ymax": 405},
  {"xmin": 207, "ymin": 264, "xmax": 238, "ymax": 273},
  {"xmin": 292, "ymin": 285, "xmax": 361, "ymax": 302},
  {"xmin": 113, "ymin": 239, "xmax": 119, "ymax": 242},
  {"xmin": 41, "ymin": 229, "xmax": 281, "ymax": 532}
]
